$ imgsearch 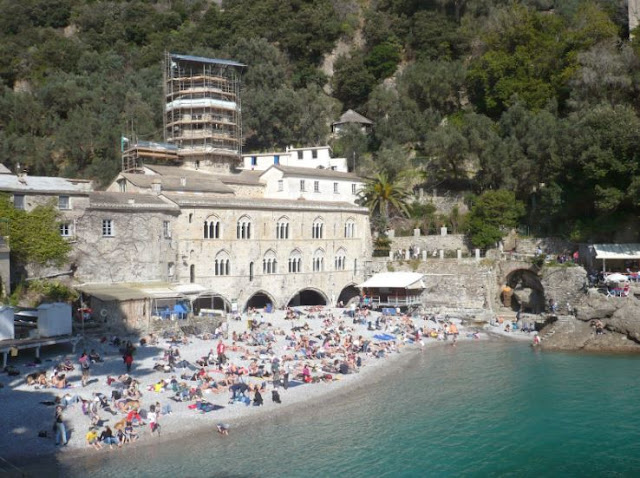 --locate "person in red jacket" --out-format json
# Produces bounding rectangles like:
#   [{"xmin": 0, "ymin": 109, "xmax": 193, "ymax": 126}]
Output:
[
  {"xmin": 124, "ymin": 352, "xmax": 133, "ymax": 373},
  {"xmin": 216, "ymin": 340, "xmax": 226, "ymax": 365}
]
